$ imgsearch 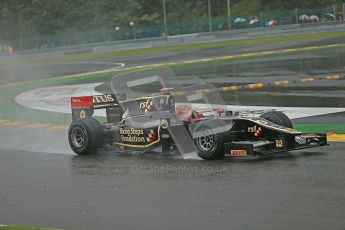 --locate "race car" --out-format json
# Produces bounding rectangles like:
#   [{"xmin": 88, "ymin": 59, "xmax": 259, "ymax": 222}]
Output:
[{"xmin": 68, "ymin": 92, "xmax": 328, "ymax": 160}]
